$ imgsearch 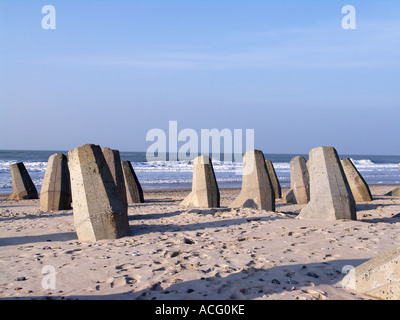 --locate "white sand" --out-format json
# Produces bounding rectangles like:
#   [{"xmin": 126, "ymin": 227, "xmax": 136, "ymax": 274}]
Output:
[{"xmin": 0, "ymin": 185, "xmax": 399, "ymax": 300}]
